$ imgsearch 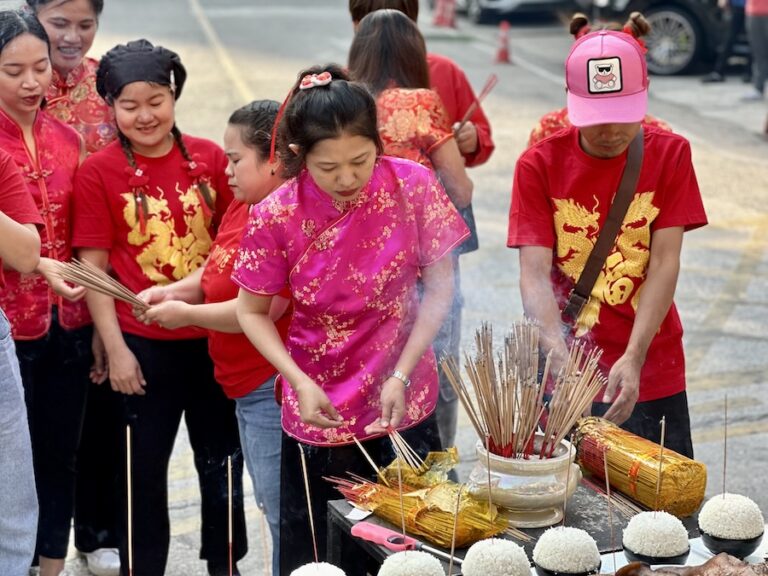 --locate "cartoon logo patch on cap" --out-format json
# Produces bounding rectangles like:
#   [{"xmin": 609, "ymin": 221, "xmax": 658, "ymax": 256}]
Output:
[{"xmin": 588, "ymin": 57, "xmax": 623, "ymax": 94}]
